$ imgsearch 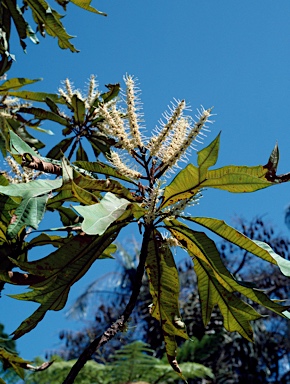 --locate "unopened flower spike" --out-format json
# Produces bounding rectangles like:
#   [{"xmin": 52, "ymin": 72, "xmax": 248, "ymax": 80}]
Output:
[{"xmin": 124, "ymin": 75, "xmax": 144, "ymax": 148}]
